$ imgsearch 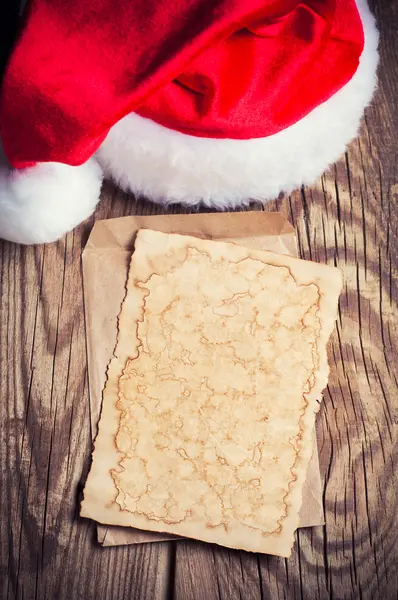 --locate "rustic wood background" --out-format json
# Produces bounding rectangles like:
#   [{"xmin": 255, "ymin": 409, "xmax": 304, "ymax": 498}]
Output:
[{"xmin": 1, "ymin": 1, "xmax": 397, "ymax": 598}]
